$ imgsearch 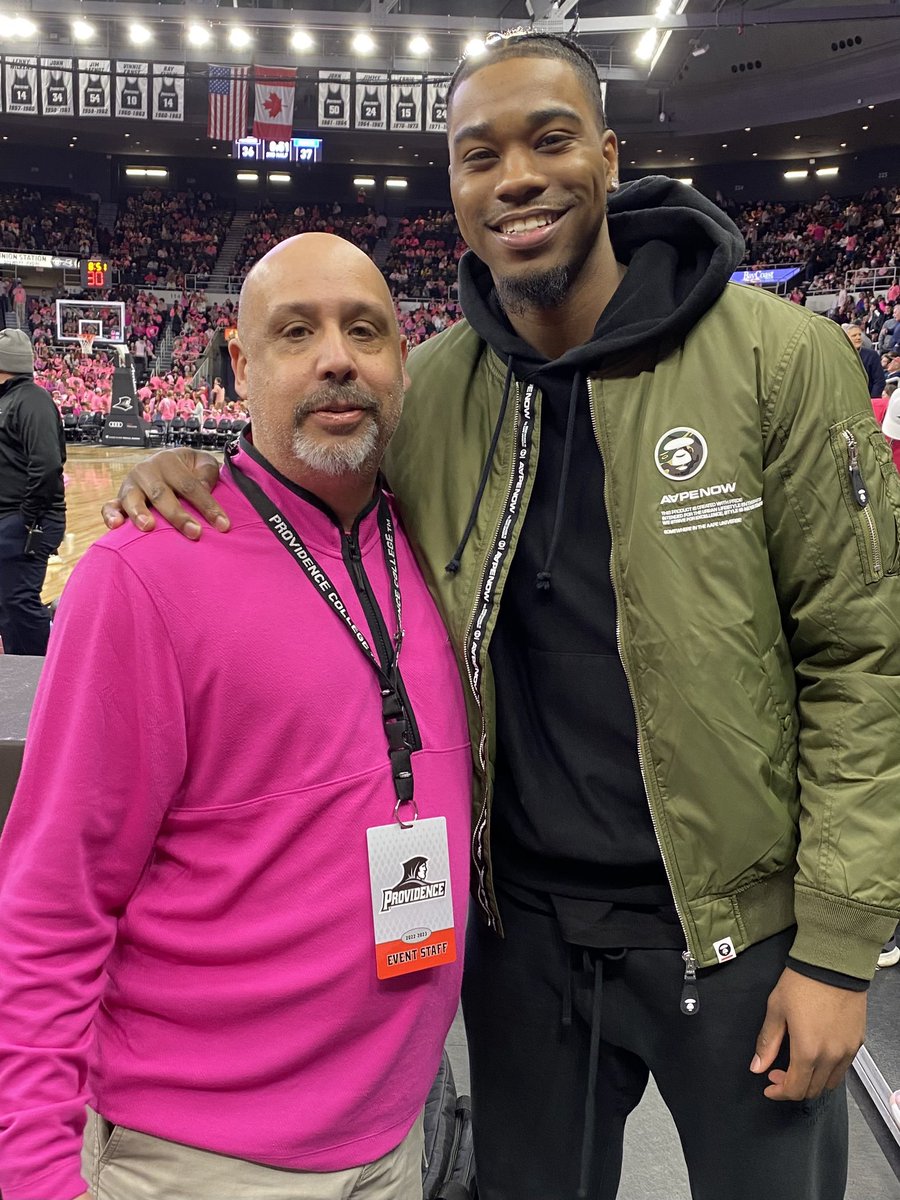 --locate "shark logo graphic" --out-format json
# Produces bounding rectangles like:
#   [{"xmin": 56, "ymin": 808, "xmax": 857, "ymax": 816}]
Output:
[
  {"xmin": 380, "ymin": 856, "xmax": 447, "ymax": 913},
  {"xmin": 112, "ymin": 395, "xmax": 134, "ymax": 413}
]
